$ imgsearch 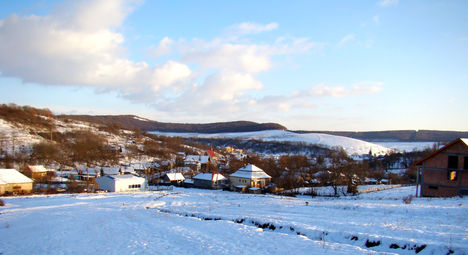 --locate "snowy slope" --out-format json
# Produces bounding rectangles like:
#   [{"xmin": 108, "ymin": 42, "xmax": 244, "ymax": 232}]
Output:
[
  {"xmin": 1, "ymin": 187, "xmax": 466, "ymax": 255},
  {"xmin": 152, "ymin": 130, "xmax": 392, "ymax": 155}
]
